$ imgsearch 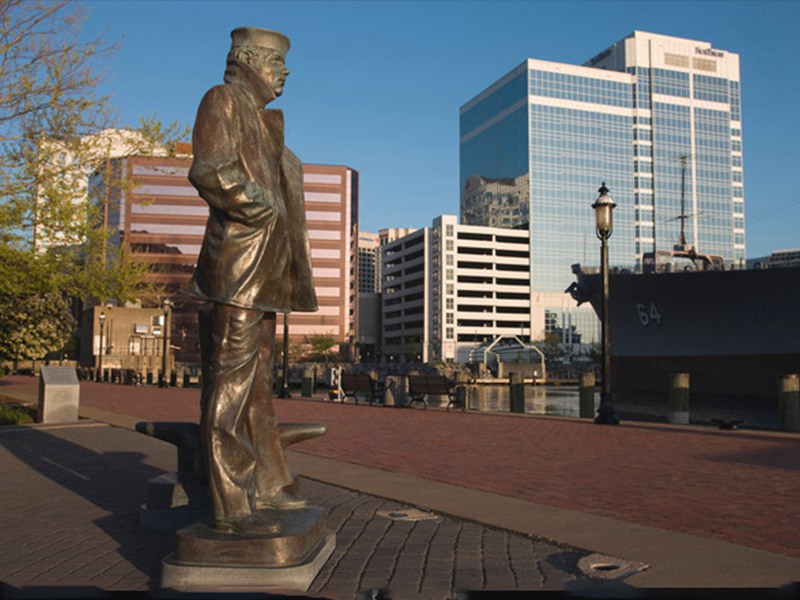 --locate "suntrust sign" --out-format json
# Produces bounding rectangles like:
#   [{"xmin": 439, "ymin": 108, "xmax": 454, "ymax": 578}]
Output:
[{"xmin": 696, "ymin": 47, "xmax": 724, "ymax": 58}]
